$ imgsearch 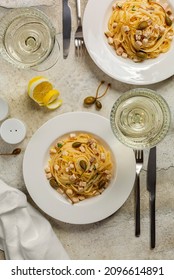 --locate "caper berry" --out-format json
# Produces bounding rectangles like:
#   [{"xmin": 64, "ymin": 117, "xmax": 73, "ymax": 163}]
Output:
[
  {"xmin": 136, "ymin": 51, "xmax": 147, "ymax": 59},
  {"xmin": 72, "ymin": 142, "xmax": 82, "ymax": 148},
  {"xmin": 137, "ymin": 21, "xmax": 148, "ymax": 30},
  {"xmin": 49, "ymin": 178, "xmax": 59, "ymax": 189},
  {"xmin": 165, "ymin": 15, "xmax": 172, "ymax": 26},
  {"xmin": 79, "ymin": 160, "xmax": 87, "ymax": 171},
  {"xmin": 83, "ymin": 96, "xmax": 96, "ymax": 105},
  {"xmin": 95, "ymin": 100, "xmax": 102, "ymax": 110}
]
